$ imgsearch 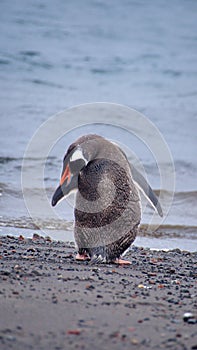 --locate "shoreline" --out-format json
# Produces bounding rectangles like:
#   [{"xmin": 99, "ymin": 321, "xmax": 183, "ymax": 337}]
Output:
[
  {"xmin": 0, "ymin": 234, "xmax": 197, "ymax": 350},
  {"xmin": 1, "ymin": 226, "xmax": 197, "ymax": 253}
]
